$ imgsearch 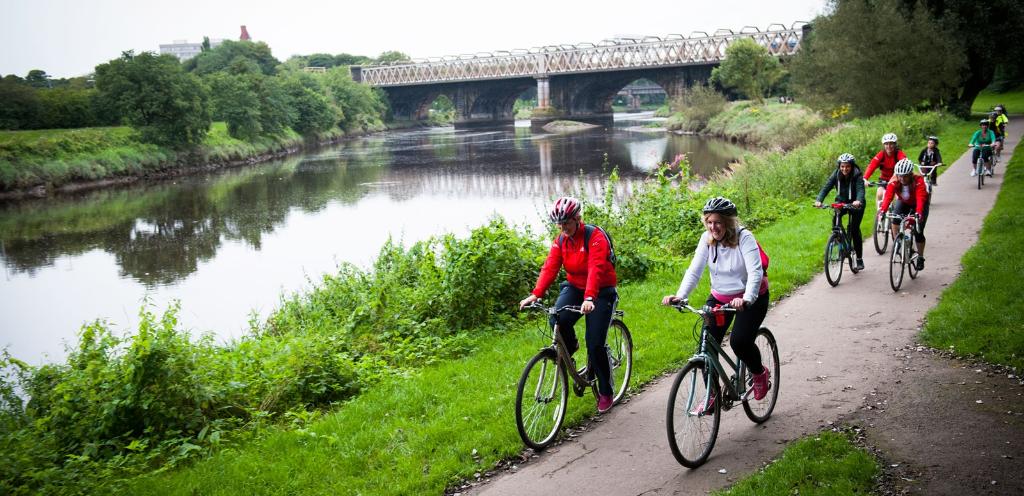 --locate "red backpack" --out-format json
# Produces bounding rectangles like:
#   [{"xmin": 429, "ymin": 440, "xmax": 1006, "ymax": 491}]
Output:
[{"xmin": 739, "ymin": 228, "xmax": 769, "ymax": 275}]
